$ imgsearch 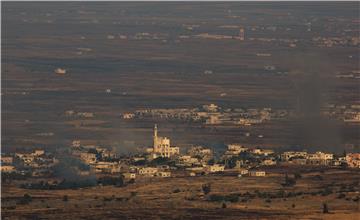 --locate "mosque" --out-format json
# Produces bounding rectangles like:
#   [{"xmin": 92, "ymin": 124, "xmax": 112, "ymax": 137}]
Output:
[{"xmin": 147, "ymin": 124, "xmax": 180, "ymax": 158}]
